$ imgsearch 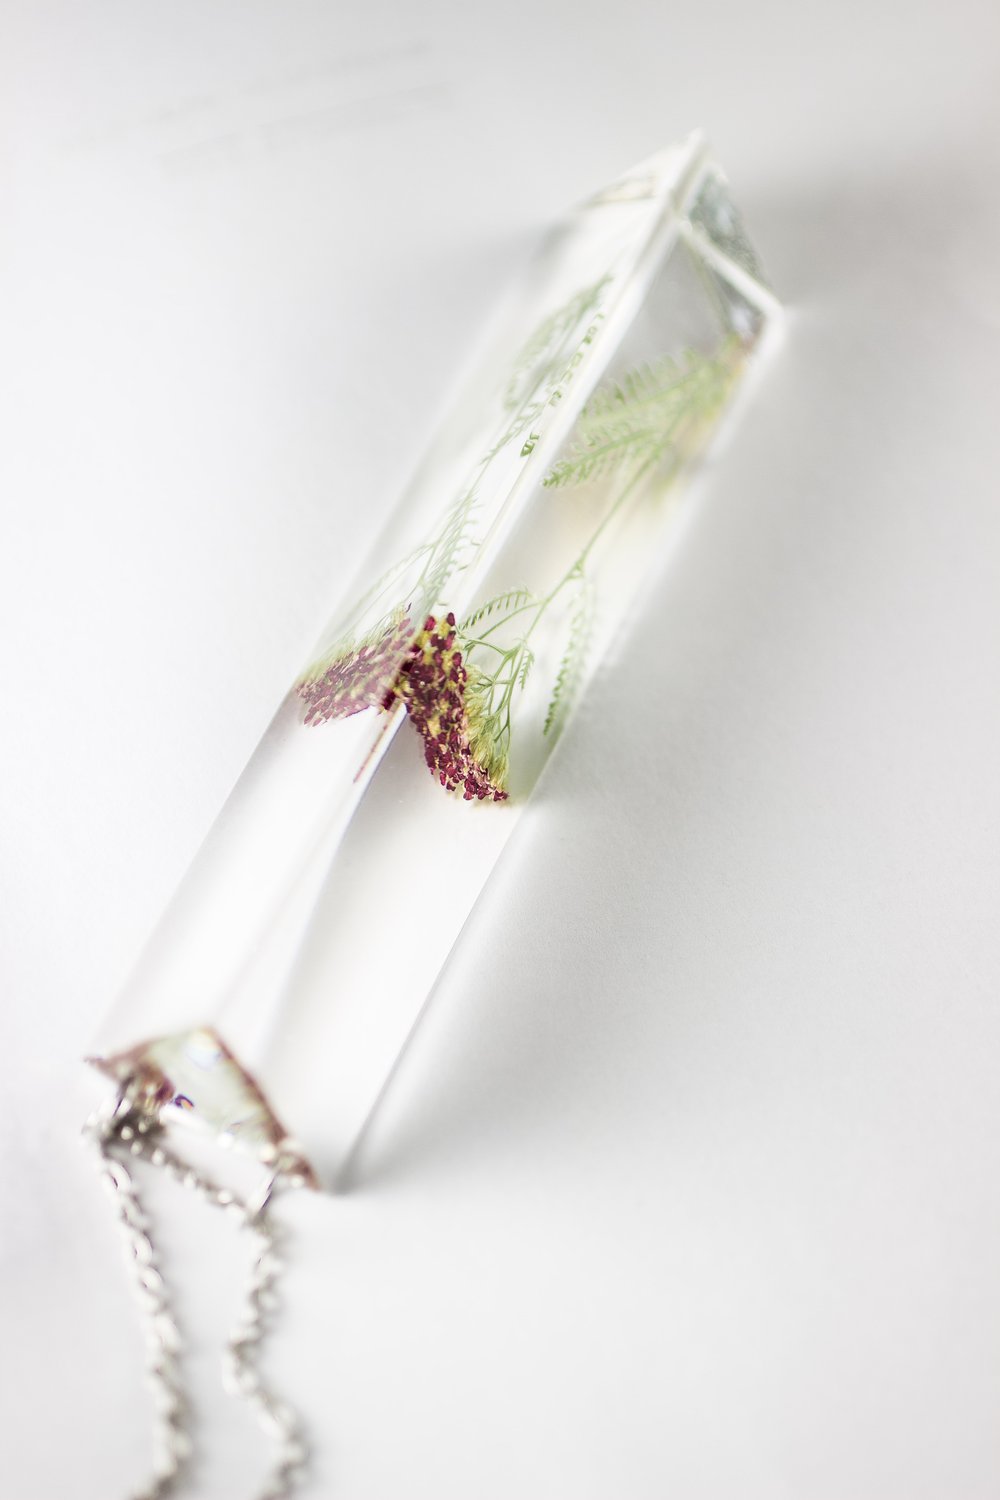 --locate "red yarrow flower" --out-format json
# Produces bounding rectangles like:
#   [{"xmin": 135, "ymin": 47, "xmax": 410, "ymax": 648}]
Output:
[
  {"xmin": 297, "ymin": 609, "xmax": 508, "ymax": 802},
  {"xmin": 296, "ymin": 609, "xmax": 414, "ymax": 725},
  {"xmin": 396, "ymin": 614, "xmax": 509, "ymax": 802}
]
